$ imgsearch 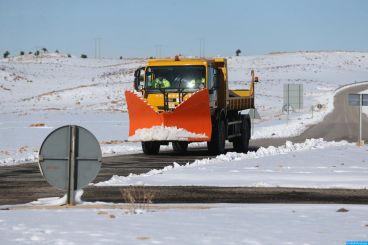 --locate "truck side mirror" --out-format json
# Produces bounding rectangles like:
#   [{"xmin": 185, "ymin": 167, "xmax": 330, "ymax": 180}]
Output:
[{"xmin": 134, "ymin": 67, "xmax": 145, "ymax": 91}]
